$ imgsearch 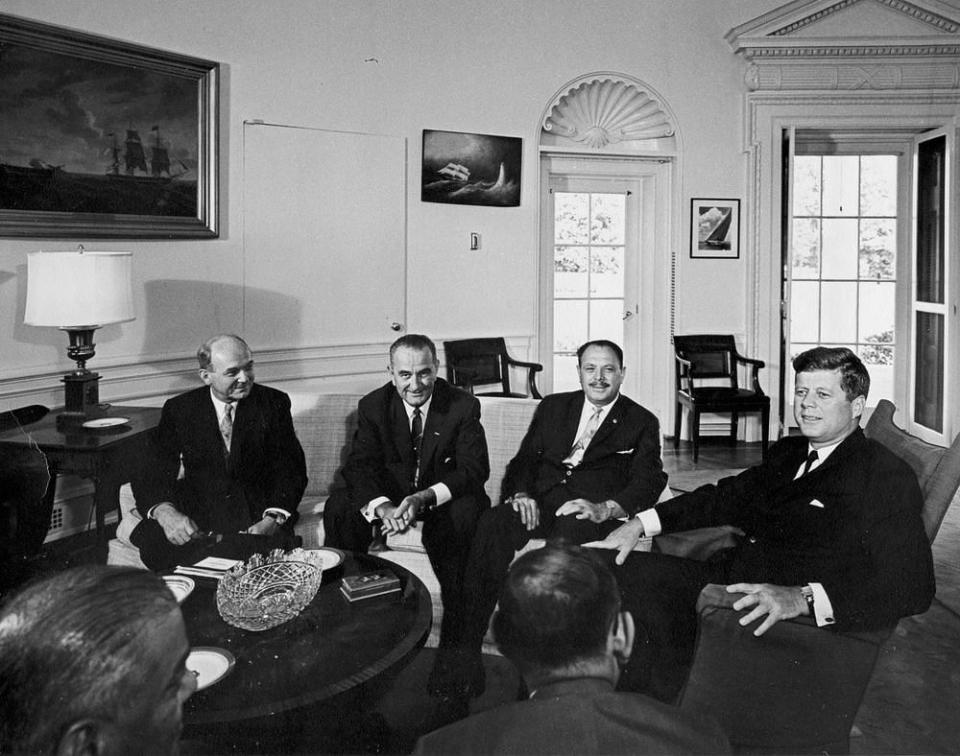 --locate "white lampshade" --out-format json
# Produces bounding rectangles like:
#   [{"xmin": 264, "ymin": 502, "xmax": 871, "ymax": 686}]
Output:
[{"xmin": 24, "ymin": 250, "xmax": 135, "ymax": 328}]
